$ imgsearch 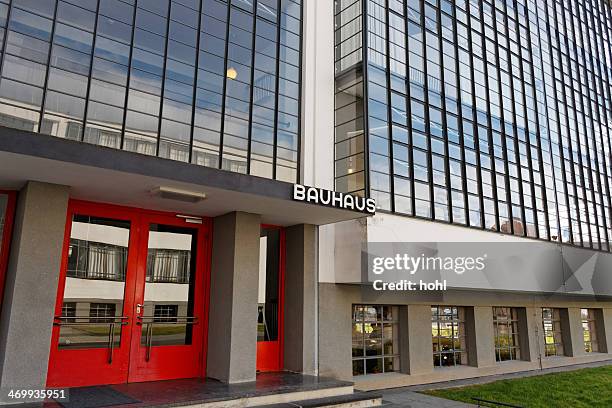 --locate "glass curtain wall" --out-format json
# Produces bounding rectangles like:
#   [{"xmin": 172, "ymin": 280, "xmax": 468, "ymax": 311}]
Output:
[
  {"xmin": 0, "ymin": 0, "xmax": 302, "ymax": 183},
  {"xmin": 334, "ymin": 0, "xmax": 612, "ymax": 252},
  {"xmin": 335, "ymin": 0, "xmax": 366, "ymax": 197}
]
